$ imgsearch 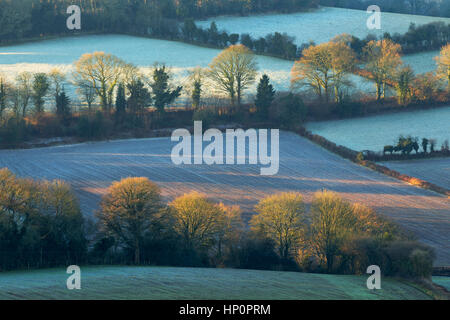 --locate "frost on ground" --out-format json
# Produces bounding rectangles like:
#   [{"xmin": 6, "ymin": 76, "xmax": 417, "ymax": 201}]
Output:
[
  {"xmin": 196, "ymin": 6, "xmax": 450, "ymax": 46},
  {"xmin": 0, "ymin": 266, "xmax": 431, "ymax": 300},
  {"xmin": 381, "ymin": 158, "xmax": 450, "ymax": 190},
  {"xmin": 0, "ymin": 34, "xmax": 439, "ymax": 105},
  {"xmin": 0, "ymin": 132, "xmax": 449, "ymax": 266},
  {"xmin": 306, "ymin": 106, "xmax": 450, "ymax": 152}
]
